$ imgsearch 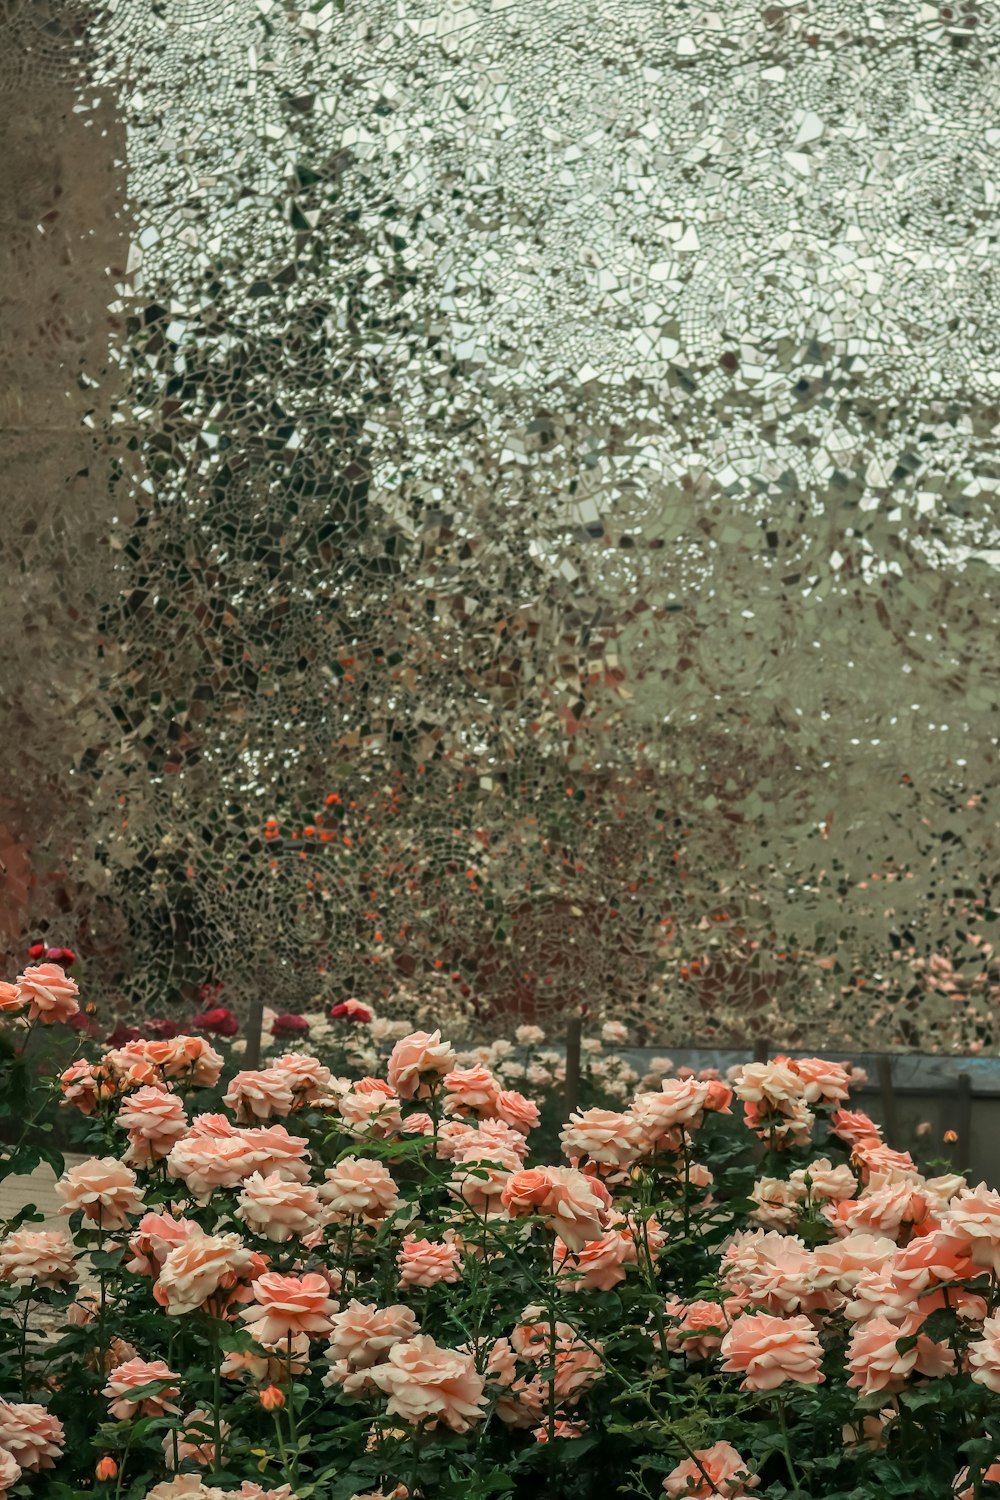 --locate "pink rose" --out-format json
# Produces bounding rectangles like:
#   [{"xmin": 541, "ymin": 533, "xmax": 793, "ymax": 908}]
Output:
[
  {"xmin": 326, "ymin": 1300, "xmax": 420, "ymax": 1385},
  {"xmin": 387, "ymin": 1030, "xmax": 457, "ymax": 1099},
  {"xmin": 664, "ymin": 1300, "xmax": 731, "ymax": 1361},
  {"xmin": 103, "ymin": 1357, "xmax": 181, "ymax": 1418},
  {"xmin": 56, "ymin": 1157, "xmax": 144, "ymax": 1230},
  {"xmin": 163, "ymin": 1409, "xmax": 229, "ymax": 1470},
  {"xmin": 154, "ymin": 1230, "xmax": 261, "ymax": 1316},
  {"xmin": 224, "ymin": 1070, "xmax": 294, "ymax": 1123},
  {"xmin": 369, "ymin": 1335, "xmax": 486, "ymax": 1432},
  {"xmin": 554, "ymin": 1230, "xmax": 632, "ymax": 1292},
  {"xmin": 0, "ymin": 1447, "xmax": 20, "ymax": 1500},
  {"xmin": 560, "ymin": 1108, "xmax": 644, "ymax": 1169},
  {"xmin": 14, "ymin": 963, "xmax": 79, "ymax": 1025},
  {"xmin": 813, "ymin": 1234, "xmax": 896, "ymax": 1293},
  {"xmin": 789, "ymin": 1057, "xmax": 850, "ymax": 1105},
  {"xmin": 663, "ymin": 1441, "xmax": 758, "ymax": 1497},
  {"xmin": 0, "ymin": 1230, "xmax": 76, "ymax": 1289},
  {"xmin": 719, "ymin": 1313, "xmax": 825, "ymax": 1391},
  {"xmin": 732, "ymin": 1060, "xmax": 803, "ymax": 1110},
  {"xmin": 338, "ymin": 1082, "xmax": 403, "ymax": 1138},
  {"xmin": 241, "ymin": 1272, "xmax": 337, "ymax": 1345},
  {"xmin": 788, "ymin": 1159, "xmax": 857, "ymax": 1204},
  {"xmin": 448, "ymin": 1134, "xmax": 522, "ymax": 1211},
  {"xmin": 493, "ymin": 1090, "xmax": 541, "ymax": 1135},
  {"xmin": 946, "ymin": 1183, "xmax": 1000, "ymax": 1274},
  {"xmin": 126, "ymin": 1213, "xmax": 200, "ymax": 1276},
  {"xmin": 59, "ymin": 1059, "xmax": 99, "ymax": 1115},
  {"xmin": 237, "ymin": 1173, "xmax": 323, "ymax": 1242},
  {"xmin": 398, "ymin": 1237, "xmax": 462, "ymax": 1289},
  {"xmin": 443, "ymin": 1064, "xmax": 501, "ymax": 1117},
  {"xmin": 846, "ymin": 1315, "xmax": 918, "ymax": 1394},
  {"xmin": 320, "ymin": 1156, "xmax": 401, "ymax": 1222},
  {"xmin": 969, "ymin": 1315, "xmax": 1000, "ymax": 1393},
  {"xmin": 267, "ymin": 1053, "xmax": 331, "ymax": 1101},
  {"xmin": 116, "ymin": 1086, "xmax": 188, "ymax": 1163},
  {"xmin": 829, "ymin": 1107, "xmax": 882, "ymax": 1147},
  {"xmin": 0, "ymin": 1400, "xmax": 63, "ymax": 1471}
]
